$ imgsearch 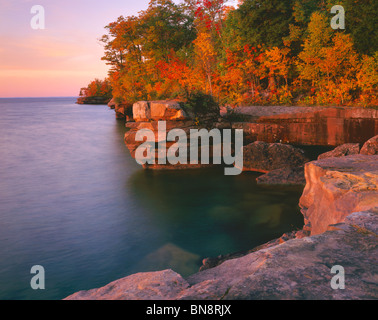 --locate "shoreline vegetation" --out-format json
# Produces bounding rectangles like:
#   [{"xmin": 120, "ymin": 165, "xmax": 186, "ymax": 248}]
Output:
[{"xmin": 78, "ymin": 0, "xmax": 377, "ymax": 109}]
